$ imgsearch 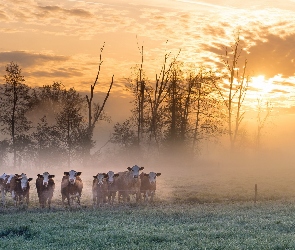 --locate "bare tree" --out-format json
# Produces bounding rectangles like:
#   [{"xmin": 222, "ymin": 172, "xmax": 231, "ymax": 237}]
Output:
[
  {"xmin": 85, "ymin": 43, "xmax": 114, "ymax": 158},
  {"xmin": 146, "ymin": 49, "xmax": 181, "ymax": 146},
  {"xmin": 256, "ymin": 98, "xmax": 272, "ymax": 151},
  {"xmin": 214, "ymin": 35, "xmax": 249, "ymax": 150}
]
